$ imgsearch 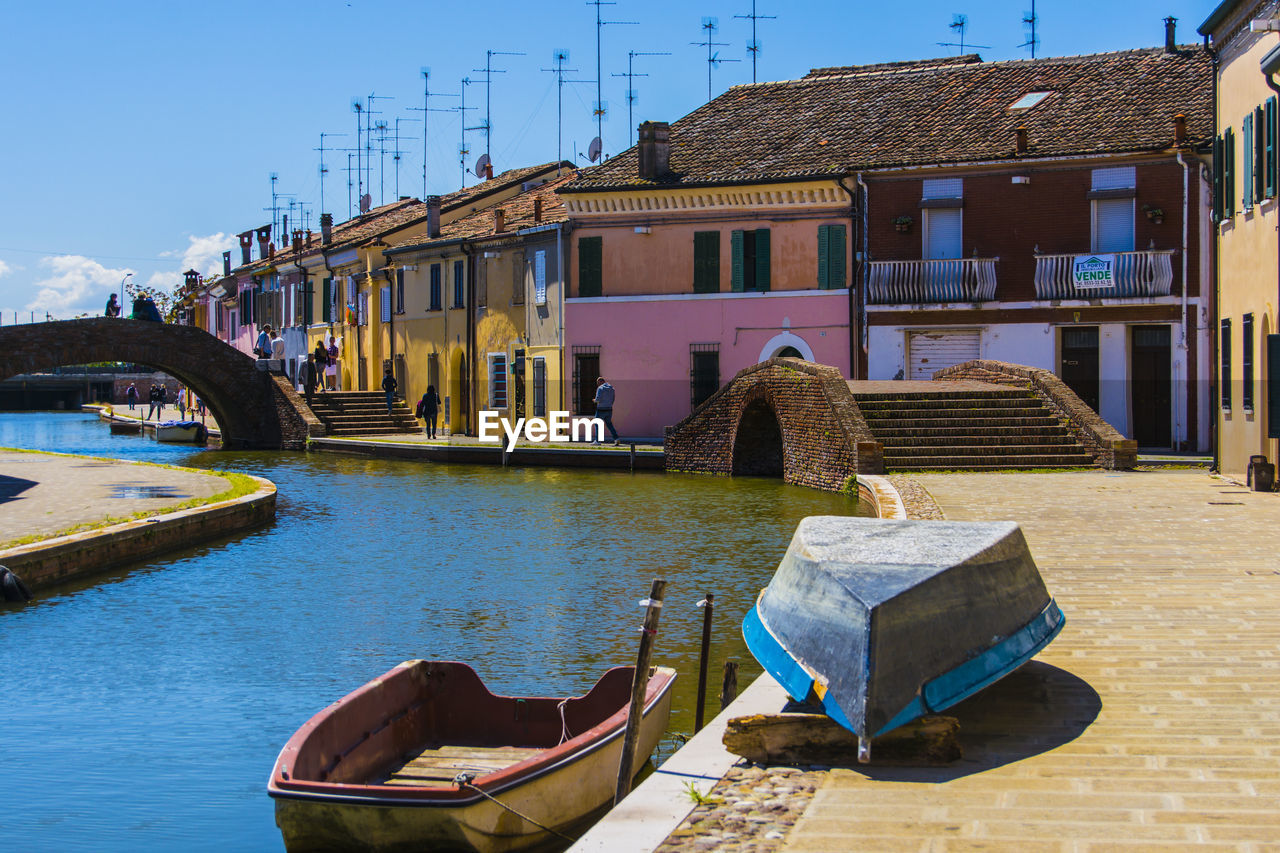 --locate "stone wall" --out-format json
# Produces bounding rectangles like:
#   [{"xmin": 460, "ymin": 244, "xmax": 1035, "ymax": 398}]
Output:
[
  {"xmin": 934, "ymin": 359, "xmax": 1137, "ymax": 469},
  {"xmin": 665, "ymin": 358, "xmax": 883, "ymax": 492}
]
